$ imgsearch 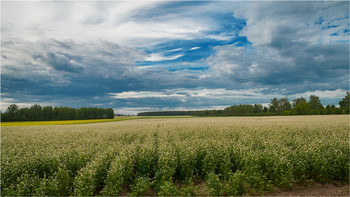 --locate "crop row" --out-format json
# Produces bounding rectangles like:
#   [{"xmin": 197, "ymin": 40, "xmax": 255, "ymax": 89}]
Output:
[{"xmin": 1, "ymin": 116, "xmax": 349, "ymax": 196}]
